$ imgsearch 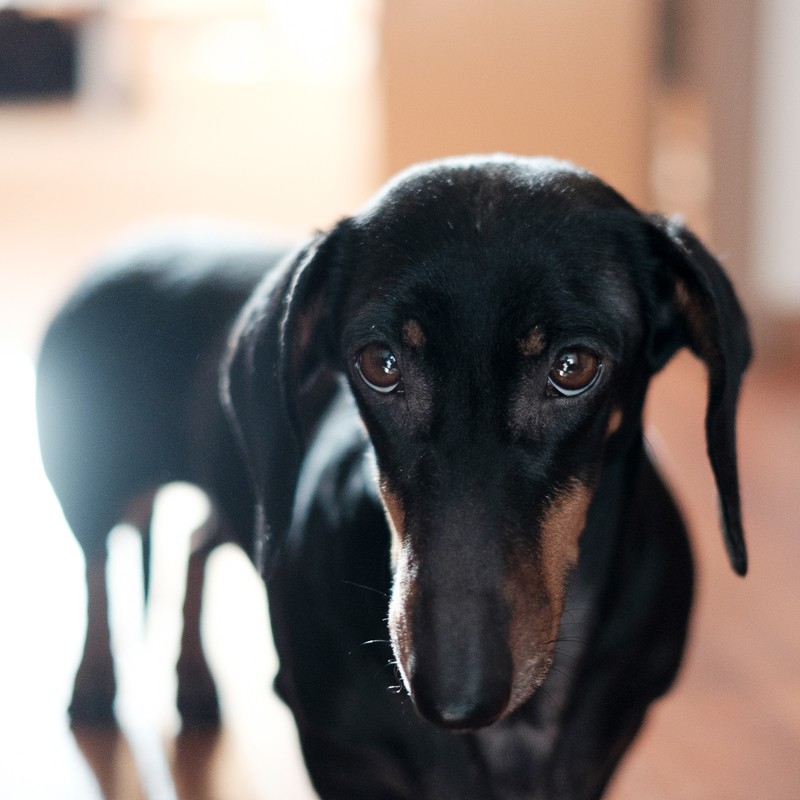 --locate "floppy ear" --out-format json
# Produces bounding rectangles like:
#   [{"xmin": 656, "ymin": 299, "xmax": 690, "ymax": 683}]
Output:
[
  {"xmin": 221, "ymin": 229, "xmax": 342, "ymax": 574},
  {"xmin": 645, "ymin": 215, "xmax": 752, "ymax": 575}
]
